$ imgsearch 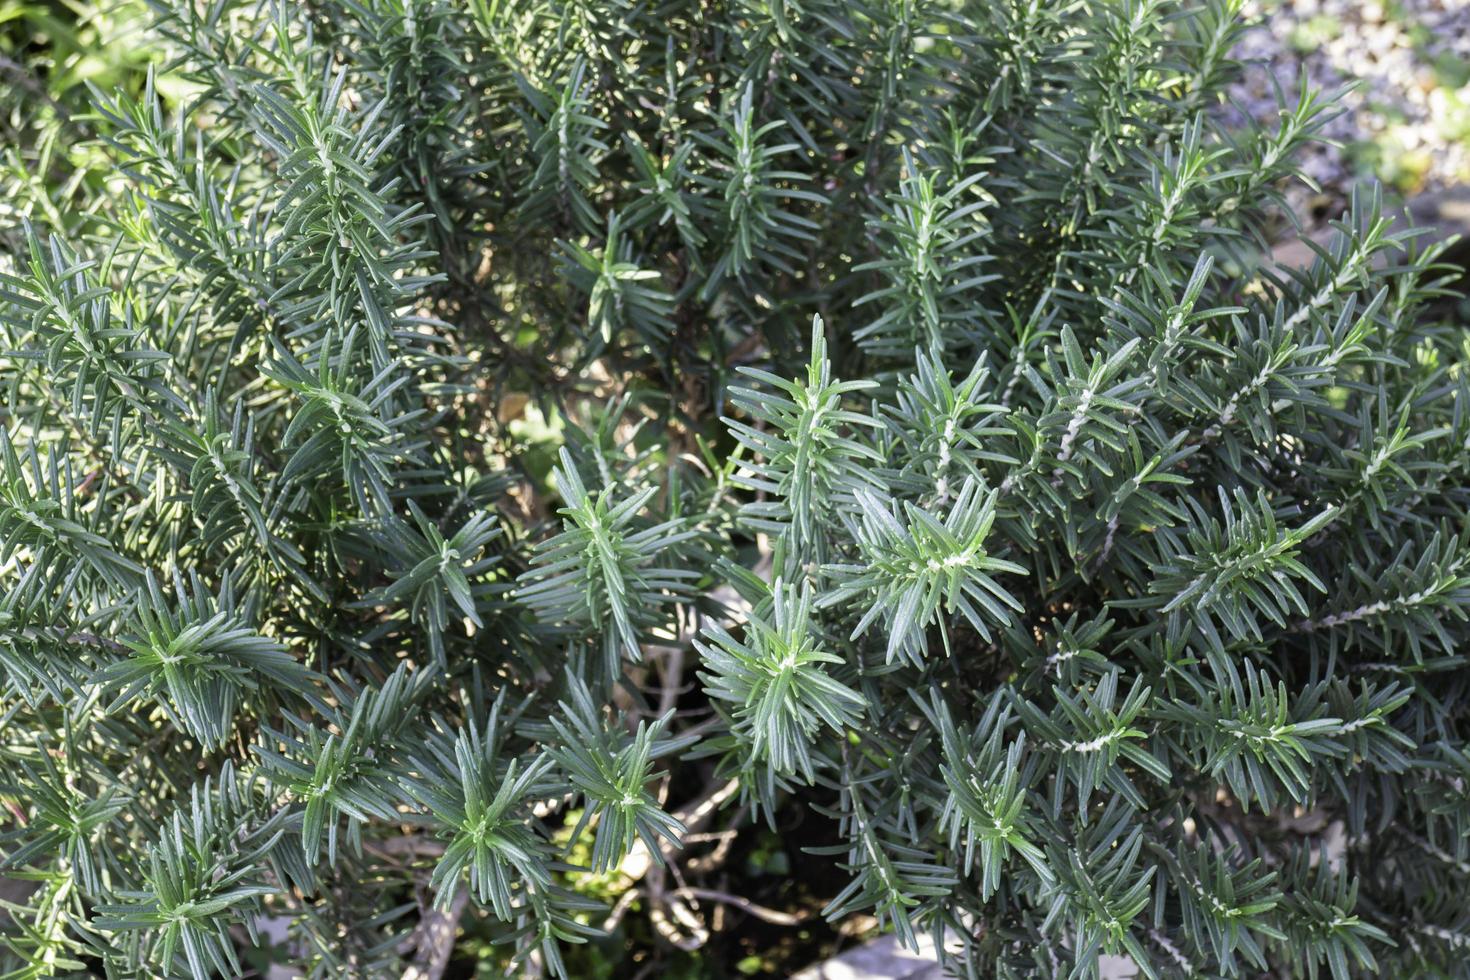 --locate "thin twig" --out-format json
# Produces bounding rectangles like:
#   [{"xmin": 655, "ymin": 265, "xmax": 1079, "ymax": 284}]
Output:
[
  {"xmin": 658, "ymin": 643, "xmax": 684, "ymax": 717},
  {"xmin": 670, "ymin": 887, "xmax": 809, "ymax": 926}
]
